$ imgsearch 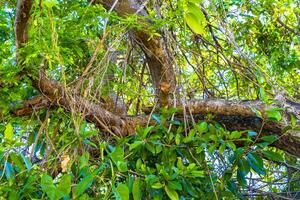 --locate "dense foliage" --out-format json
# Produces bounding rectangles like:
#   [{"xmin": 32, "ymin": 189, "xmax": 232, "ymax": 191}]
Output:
[{"xmin": 0, "ymin": 0, "xmax": 299, "ymax": 199}]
